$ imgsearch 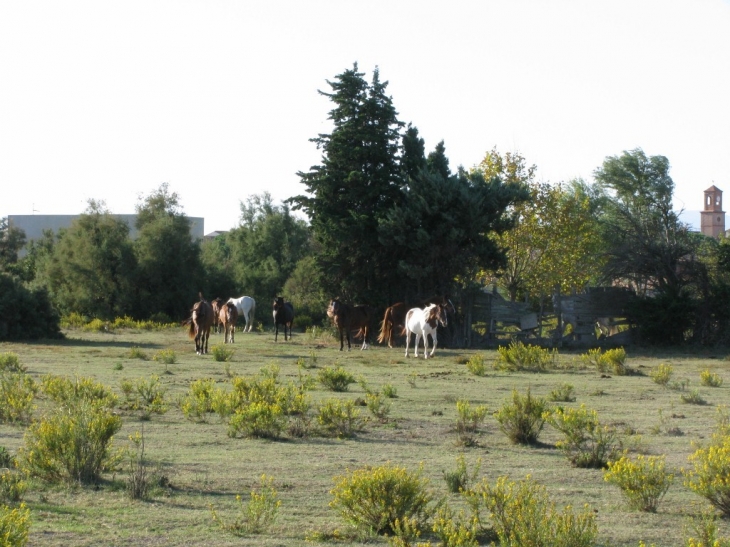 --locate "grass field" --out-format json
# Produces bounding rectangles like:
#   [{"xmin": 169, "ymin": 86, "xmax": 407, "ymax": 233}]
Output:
[{"xmin": 1, "ymin": 325, "xmax": 729, "ymax": 546}]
